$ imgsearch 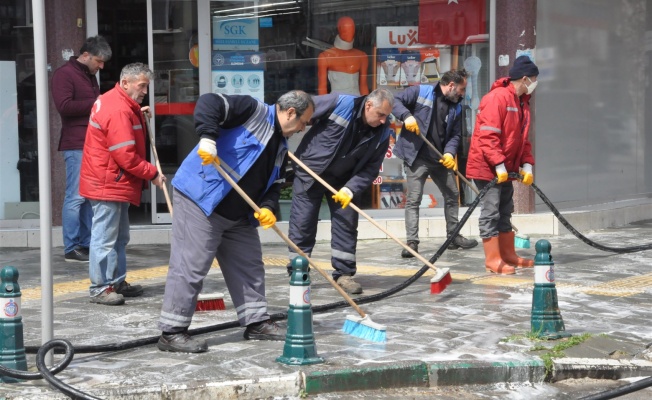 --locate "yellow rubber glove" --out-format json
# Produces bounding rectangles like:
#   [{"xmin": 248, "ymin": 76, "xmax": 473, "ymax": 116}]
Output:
[
  {"xmin": 495, "ymin": 163, "xmax": 508, "ymax": 184},
  {"xmin": 439, "ymin": 153, "xmax": 457, "ymax": 170},
  {"xmin": 197, "ymin": 138, "xmax": 218, "ymax": 166},
  {"xmin": 519, "ymin": 163, "xmax": 534, "ymax": 186},
  {"xmin": 332, "ymin": 187, "xmax": 353, "ymax": 209},
  {"xmin": 254, "ymin": 207, "xmax": 276, "ymax": 229},
  {"xmin": 402, "ymin": 116, "xmax": 420, "ymax": 135}
]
